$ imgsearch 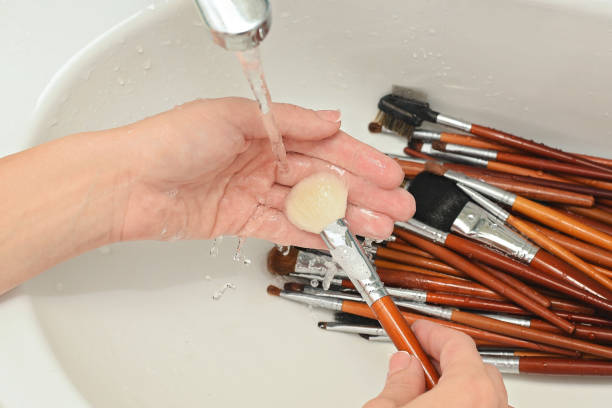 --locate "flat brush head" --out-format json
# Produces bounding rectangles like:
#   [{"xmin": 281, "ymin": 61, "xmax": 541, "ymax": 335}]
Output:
[
  {"xmin": 267, "ymin": 285, "xmax": 282, "ymax": 296},
  {"xmin": 408, "ymin": 171, "xmax": 470, "ymax": 232},
  {"xmin": 333, "ymin": 312, "xmax": 381, "ymax": 327},
  {"xmin": 267, "ymin": 246, "xmax": 299, "ymax": 276}
]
